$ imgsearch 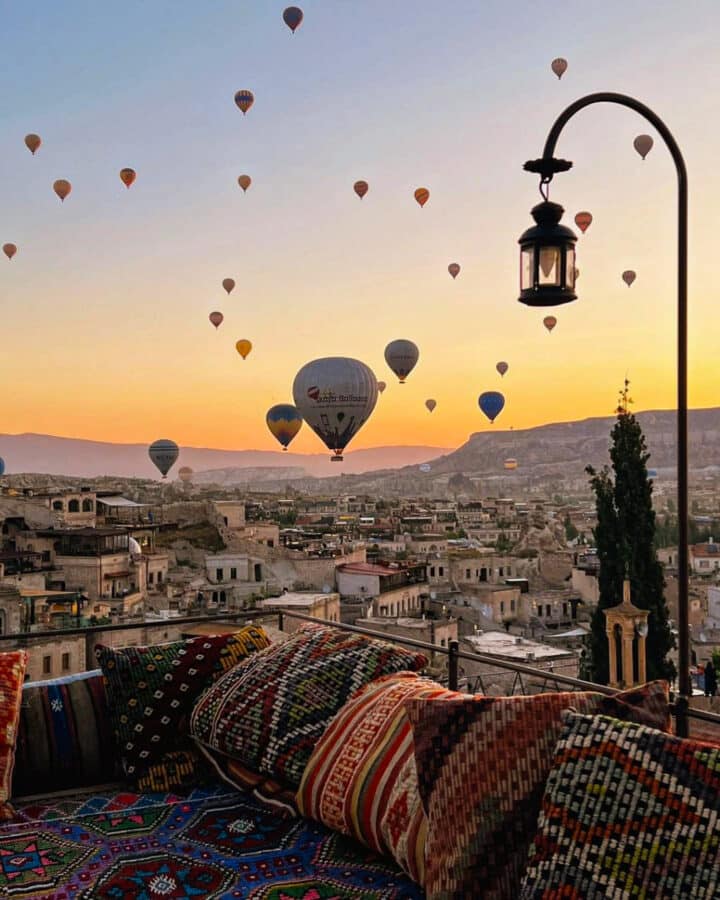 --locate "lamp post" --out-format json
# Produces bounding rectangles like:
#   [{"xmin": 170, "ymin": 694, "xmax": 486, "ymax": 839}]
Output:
[{"xmin": 518, "ymin": 92, "xmax": 689, "ymax": 735}]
